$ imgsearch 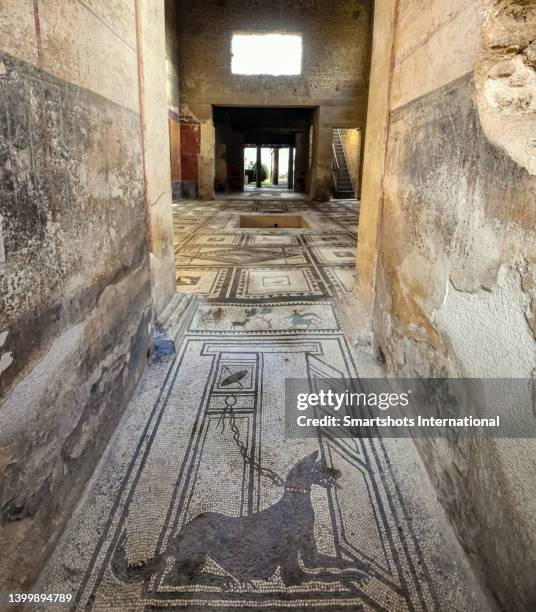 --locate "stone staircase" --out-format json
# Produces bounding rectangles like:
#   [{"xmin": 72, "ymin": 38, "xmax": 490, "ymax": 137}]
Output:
[{"xmin": 331, "ymin": 128, "xmax": 355, "ymax": 199}]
